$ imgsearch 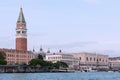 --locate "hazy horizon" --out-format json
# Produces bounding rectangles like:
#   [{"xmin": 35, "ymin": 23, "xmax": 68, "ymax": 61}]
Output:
[{"xmin": 0, "ymin": 0, "xmax": 120, "ymax": 57}]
